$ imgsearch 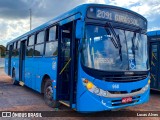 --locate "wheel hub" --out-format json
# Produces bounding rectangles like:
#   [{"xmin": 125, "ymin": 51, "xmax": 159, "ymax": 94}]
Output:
[{"xmin": 46, "ymin": 86, "xmax": 53, "ymax": 100}]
